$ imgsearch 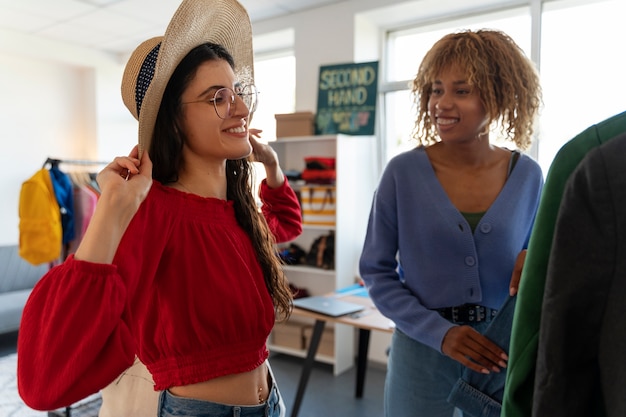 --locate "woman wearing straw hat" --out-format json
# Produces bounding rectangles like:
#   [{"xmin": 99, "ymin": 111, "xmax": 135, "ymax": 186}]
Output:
[{"xmin": 16, "ymin": 1, "xmax": 301, "ymax": 416}]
